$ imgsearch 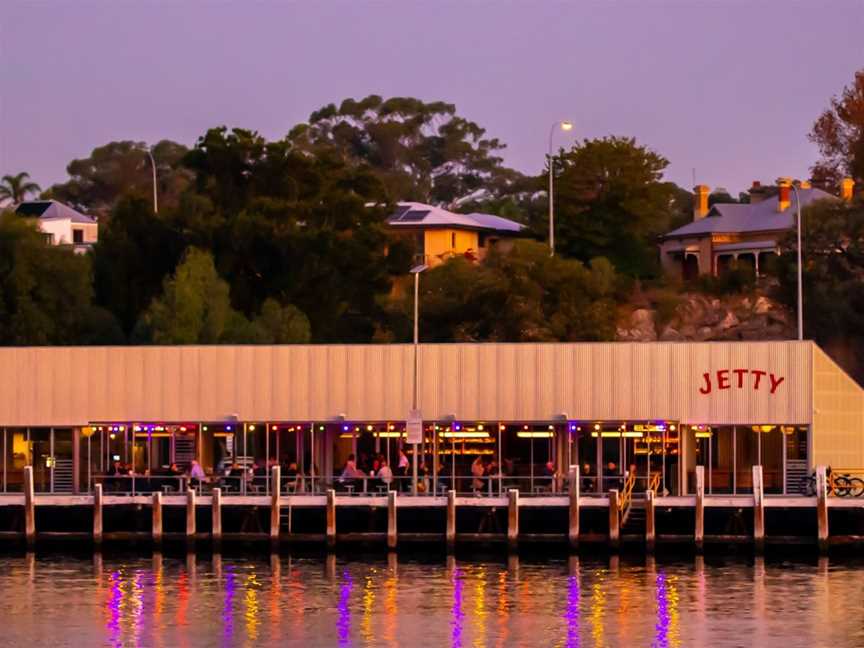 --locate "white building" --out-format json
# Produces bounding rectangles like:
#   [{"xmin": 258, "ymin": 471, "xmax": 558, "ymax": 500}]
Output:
[{"xmin": 15, "ymin": 200, "xmax": 98, "ymax": 253}]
